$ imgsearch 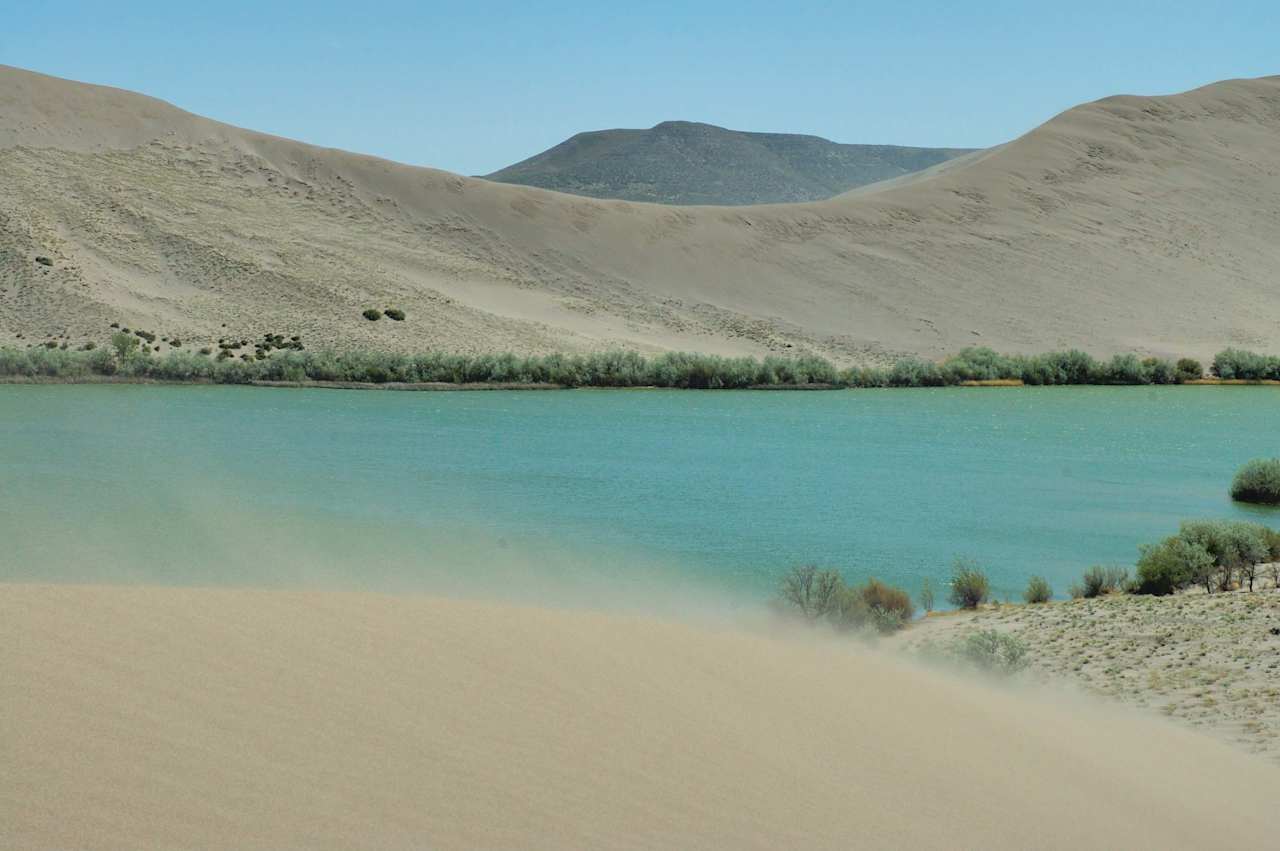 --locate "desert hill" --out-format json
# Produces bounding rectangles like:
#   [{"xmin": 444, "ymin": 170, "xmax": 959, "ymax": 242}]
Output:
[
  {"xmin": 2, "ymin": 65, "xmax": 1279, "ymax": 362},
  {"xmin": 484, "ymin": 120, "xmax": 973, "ymax": 205}
]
